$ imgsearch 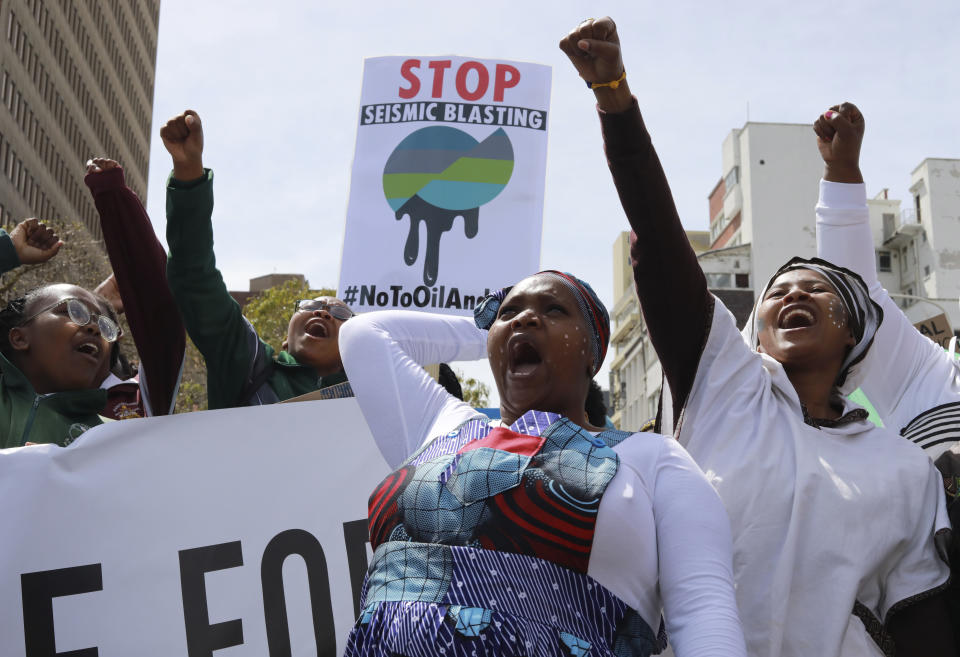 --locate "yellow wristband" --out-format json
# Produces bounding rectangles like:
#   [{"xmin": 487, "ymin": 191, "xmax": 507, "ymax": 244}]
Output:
[{"xmin": 588, "ymin": 70, "xmax": 626, "ymax": 90}]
